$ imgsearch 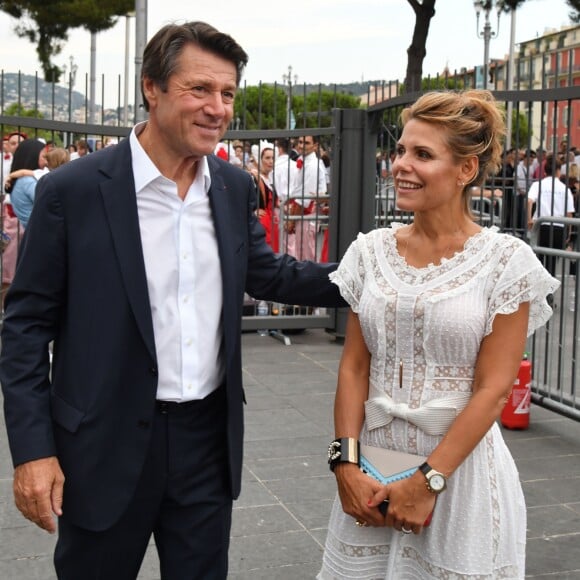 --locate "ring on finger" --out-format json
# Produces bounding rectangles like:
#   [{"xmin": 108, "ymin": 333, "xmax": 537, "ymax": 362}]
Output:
[
  {"xmin": 355, "ymin": 519, "xmax": 368, "ymax": 527},
  {"xmin": 401, "ymin": 526, "xmax": 413, "ymax": 534}
]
